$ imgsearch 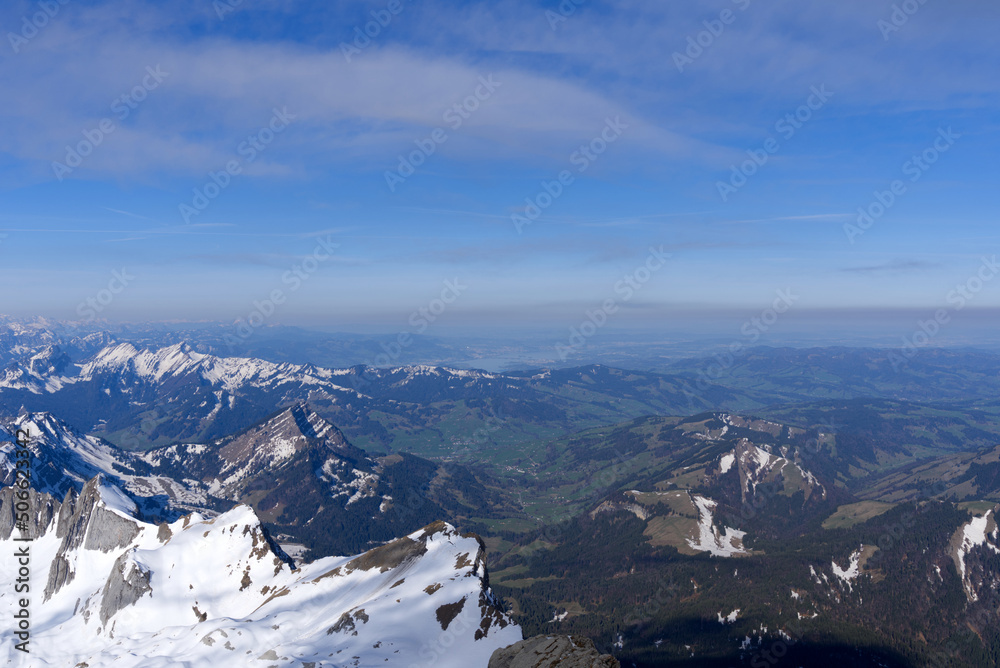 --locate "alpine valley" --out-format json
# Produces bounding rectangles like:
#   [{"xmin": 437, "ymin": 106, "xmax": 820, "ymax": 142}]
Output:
[{"xmin": 2, "ymin": 317, "xmax": 1000, "ymax": 667}]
